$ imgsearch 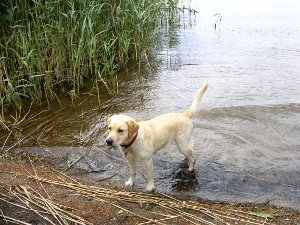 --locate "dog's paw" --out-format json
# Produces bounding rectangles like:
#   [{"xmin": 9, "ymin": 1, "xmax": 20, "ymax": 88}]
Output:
[
  {"xmin": 125, "ymin": 180, "xmax": 134, "ymax": 187},
  {"xmin": 186, "ymin": 168, "xmax": 195, "ymax": 175},
  {"xmin": 187, "ymin": 167, "xmax": 194, "ymax": 172},
  {"xmin": 145, "ymin": 185, "xmax": 155, "ymax": 193}
]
